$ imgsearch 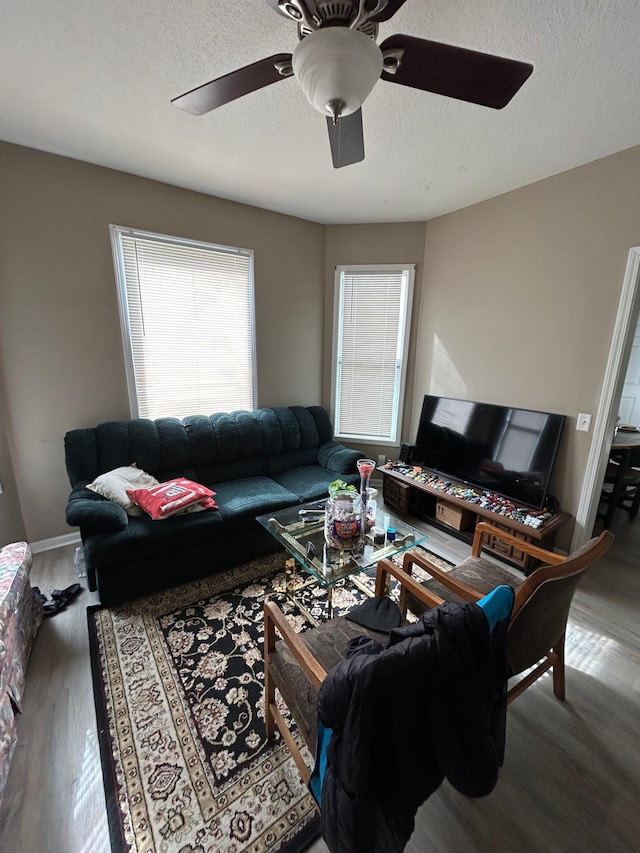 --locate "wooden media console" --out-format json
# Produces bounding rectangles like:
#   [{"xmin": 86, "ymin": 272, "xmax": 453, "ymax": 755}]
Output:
[{"xmin": 381, "ymin": 465, "xmax": 571, "ymax": 574}]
